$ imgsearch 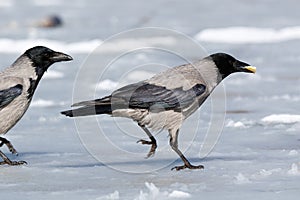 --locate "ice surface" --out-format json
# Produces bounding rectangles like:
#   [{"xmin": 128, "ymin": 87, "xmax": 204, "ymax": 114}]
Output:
[{"xmin": 1, "ymin": 0, "xmax": 300, "ymax": 199}]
